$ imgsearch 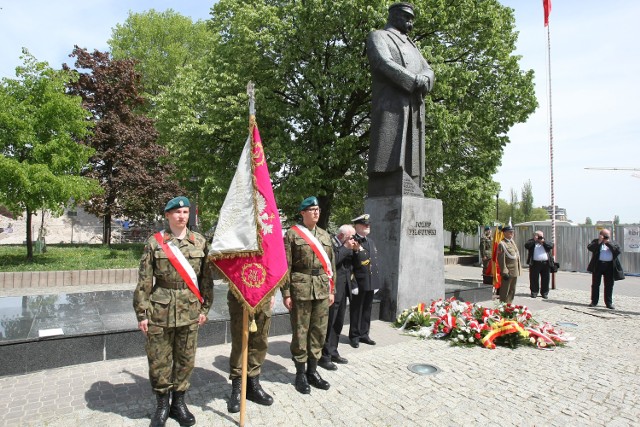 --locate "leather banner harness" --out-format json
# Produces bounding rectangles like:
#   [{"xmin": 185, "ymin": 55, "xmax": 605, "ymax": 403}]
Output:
[
  {"xmin": 290, "ymin": 225, "xmax": 334, "ymax": 293},
  {"xmin": 154, "ymin": 231, "xmax": 204, "ymax": 303}
]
